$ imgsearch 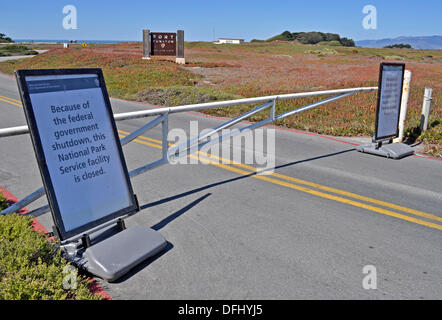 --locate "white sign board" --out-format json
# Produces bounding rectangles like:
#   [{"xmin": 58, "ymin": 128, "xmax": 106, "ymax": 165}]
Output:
[
  {"xmin": 16, "ymin": 69, "xmax": 137, "ymax": 240},
  {"xmin": 374, "ymin": 63, "xmax": 405, "ymax": 141}
]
